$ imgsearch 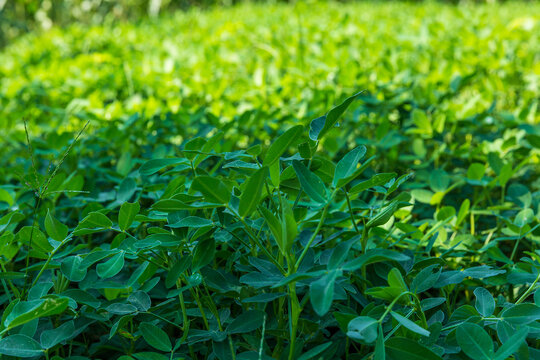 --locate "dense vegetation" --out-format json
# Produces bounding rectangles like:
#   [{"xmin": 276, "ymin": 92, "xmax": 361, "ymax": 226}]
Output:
[{"xmin": 0, "ymin": 2, "xmax": 539, "ymax": 359}]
